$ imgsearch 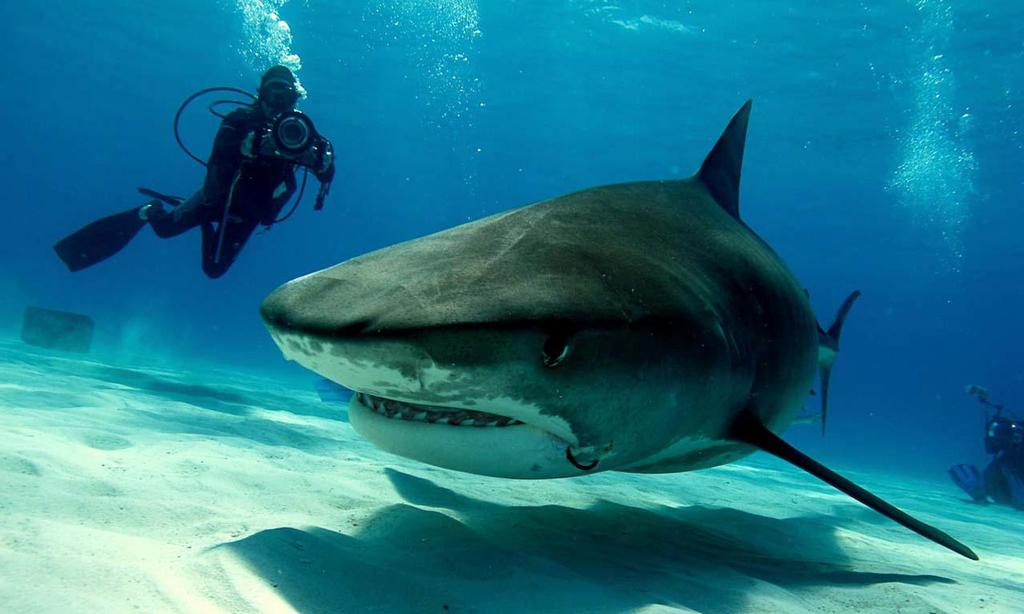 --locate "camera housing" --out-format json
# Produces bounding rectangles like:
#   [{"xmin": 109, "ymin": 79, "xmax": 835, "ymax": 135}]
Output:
[{"xmin": 254, "ymin": 110, "xmax": 331, "ymax": 171}]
